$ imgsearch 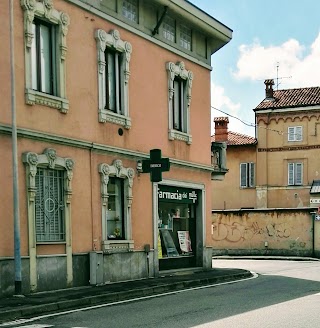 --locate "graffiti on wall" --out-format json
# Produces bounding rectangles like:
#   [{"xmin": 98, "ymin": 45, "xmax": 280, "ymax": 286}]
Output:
[{"xmin": 211, "ymin": 218, "xmax": 291, "ymax": 243}]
